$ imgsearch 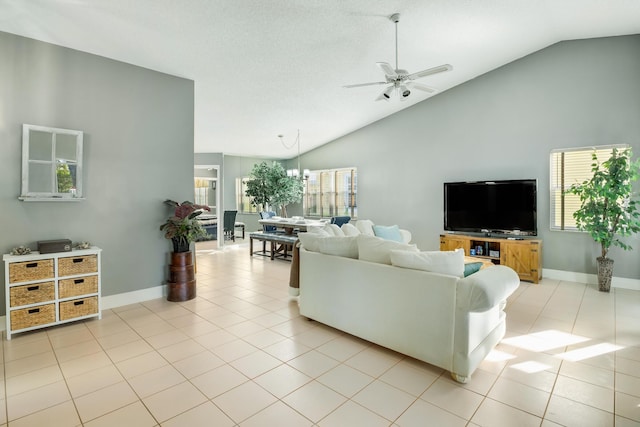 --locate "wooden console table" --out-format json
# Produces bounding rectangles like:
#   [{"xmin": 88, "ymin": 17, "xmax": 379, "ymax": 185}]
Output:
[{"xmin": 440, "ymin": 234, "xmax": 542, "ymax": 283}]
